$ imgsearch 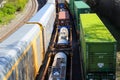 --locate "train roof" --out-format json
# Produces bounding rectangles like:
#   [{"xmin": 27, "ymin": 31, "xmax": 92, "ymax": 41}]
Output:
[
  {"xmin": 28, "ymin": 3, "xmax": 55, "ymax": 27},
  {"xmin": 74, "ymin": 1, "xmax": 90, "ymax": 9},
  {"xmin": 0, "ymin": 24, "xmax": 40, "ymax": 46},
  {"xmin": 80, "ymin": 13, "xmax": 116, "ymax": 42}
]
